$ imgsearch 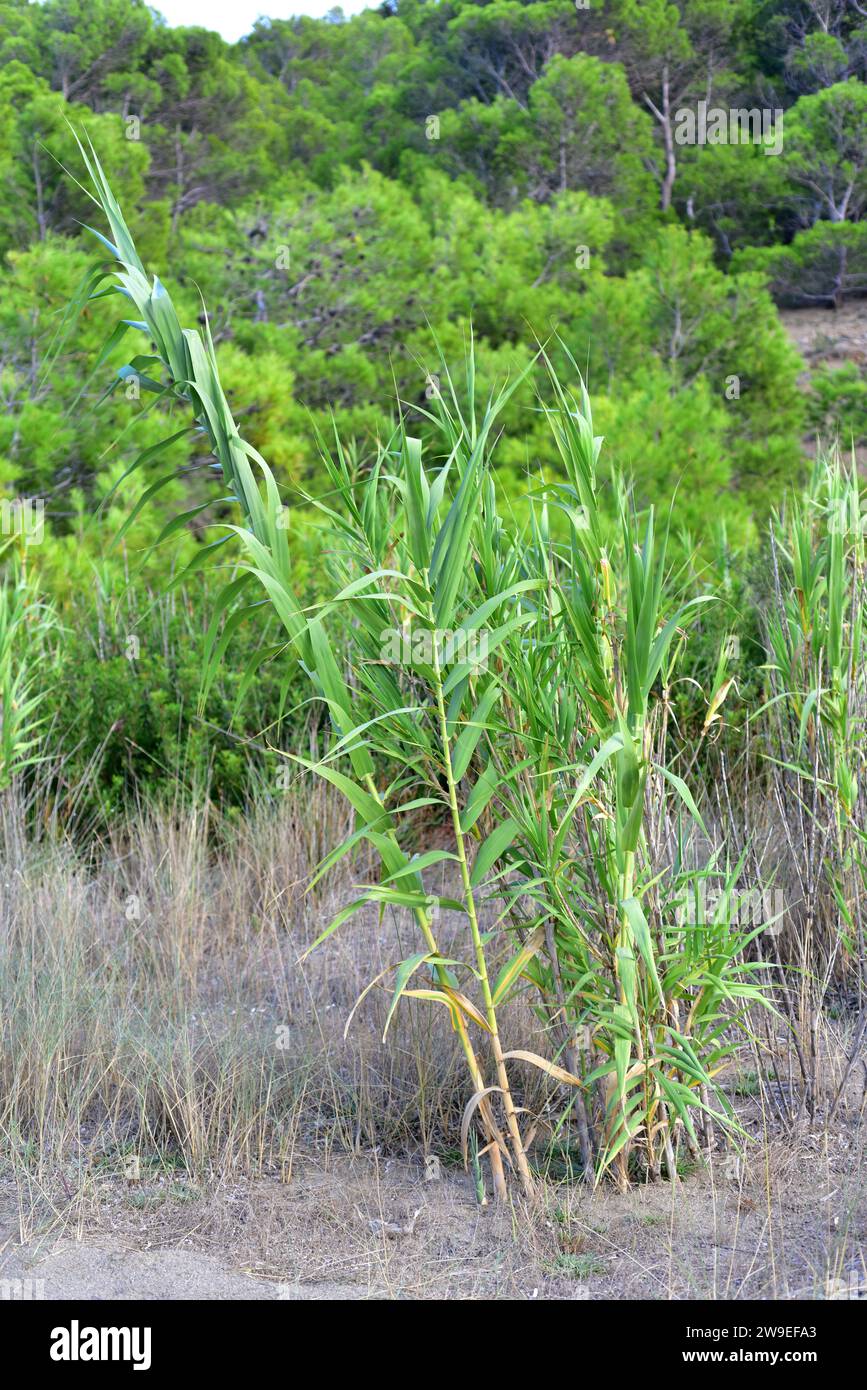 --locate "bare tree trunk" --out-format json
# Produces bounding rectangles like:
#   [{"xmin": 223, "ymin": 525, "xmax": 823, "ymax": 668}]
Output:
[
  {"xmin": 832, "ymin": 243, "xmax": 848, "ymax": 308},
  {"xmin": 33, "ymin": 143, "xmax": 47, "ymax": 242},
  {"xmin": 644, "ymin": 66, "xmax": 677, "ymax": 213},
  {"xmin": 660, "ymin": 67, "xmax": 676, "ymax": 212}
]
